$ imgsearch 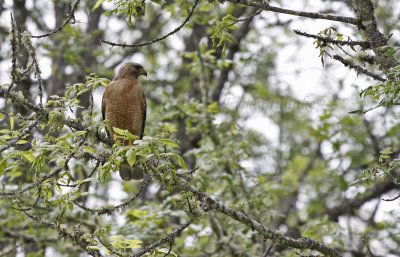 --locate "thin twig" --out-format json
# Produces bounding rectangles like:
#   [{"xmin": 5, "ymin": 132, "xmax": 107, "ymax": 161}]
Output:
[
  {"xmin": 228, "ymin": 0, "xmax": 358, "ymax": 25},
  {"xmin": 362, "ymin": 238, "xmax": 374, "ymax": 257},
  {"xmin": 382, "ymin": 193, "xmax": 400, "ymax": 201},
  {"xmin": 31, "ymin": 0, "xmax": 80, "ymax": 38},
  {"xmin": 230, "ymin": 9, "xmax": 263, "ymax": 25},
  {"xmin": 333, "ymin": 55, "xmax": 386, "ymax": 82},
  {"xmin": 97, "ymin": 236, "xmax": 124, "ymax": 257},
  {"xmin": 132, "ymin": 219, "xmax": 193, "ymax": 257},
  {"xmin": 262, "ymin": 243, "xmax": 275, "ymax": 257},
  {"xmin": 73, "ymin": 175, "xmax": 150, "ymax": 215},
  {"xmin": 100, "ymin": 0, "xmax": 200, "ymax": 48}
]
